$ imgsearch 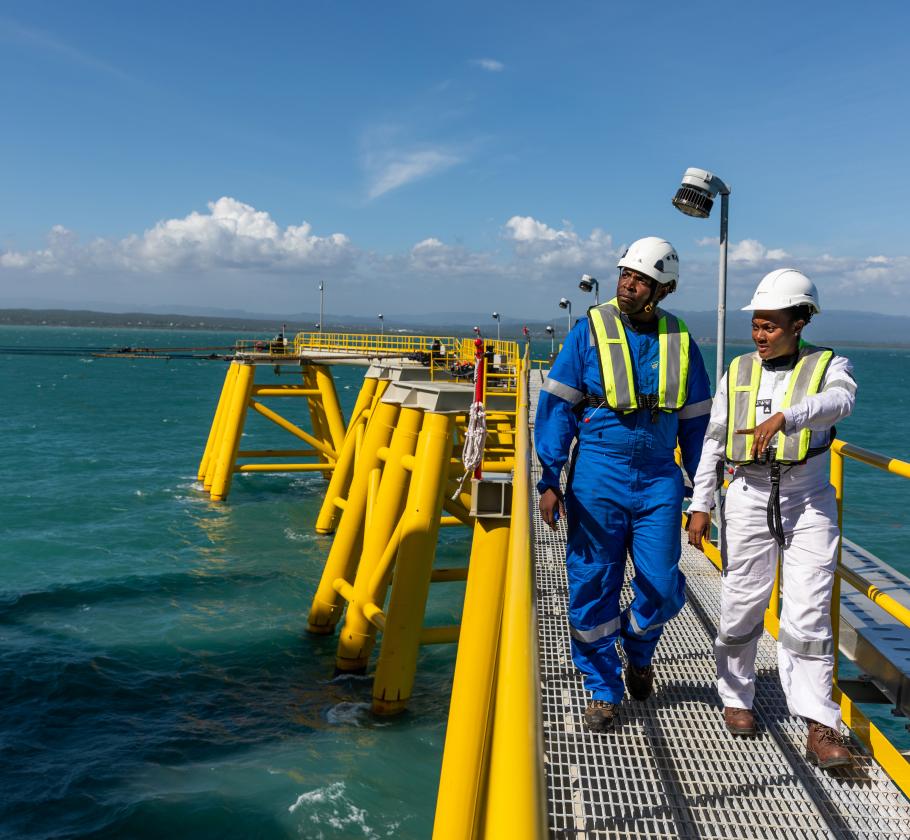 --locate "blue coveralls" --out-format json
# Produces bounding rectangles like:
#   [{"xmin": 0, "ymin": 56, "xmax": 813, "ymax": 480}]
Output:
[{"xmin": 535, "ymin": 313, "xmax": 711, "ymax": 703}]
